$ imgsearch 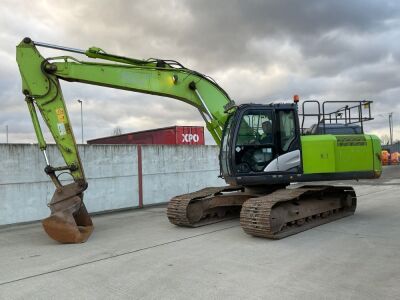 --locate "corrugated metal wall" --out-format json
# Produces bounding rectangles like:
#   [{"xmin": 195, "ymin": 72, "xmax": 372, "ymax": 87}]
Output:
[
  {"xmin": 382, "ymin": 142, "xmax": 400, "ymax": 153},
  {"xmin": 87, "ymin": 126, "xmax": 205, "ymax": 145},
  {"xmin": 0, "ymin": 144, "xmax": 224, "ymax": 226}
]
